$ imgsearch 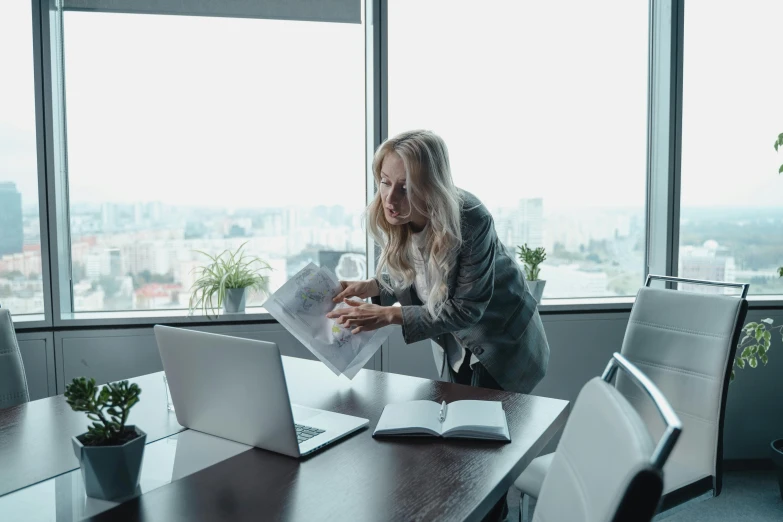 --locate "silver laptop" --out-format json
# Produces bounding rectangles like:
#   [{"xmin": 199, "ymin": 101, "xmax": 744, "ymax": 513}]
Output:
[{"xmin": 153, "ymin": 325, "xmax": 369, "ymax": 458}]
